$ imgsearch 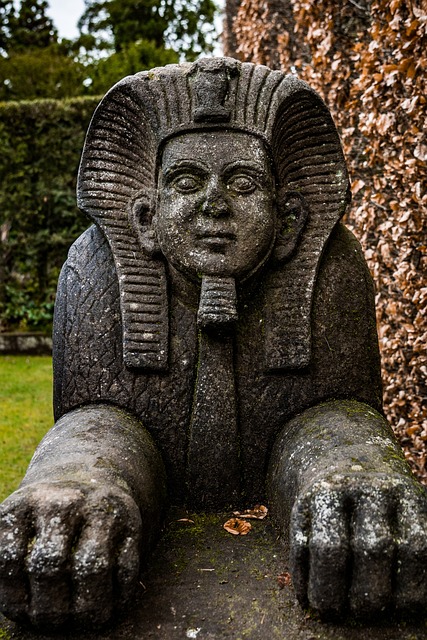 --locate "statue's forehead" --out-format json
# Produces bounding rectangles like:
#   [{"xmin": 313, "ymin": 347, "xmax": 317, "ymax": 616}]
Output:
[{"xmin": 160, "ymin": 130, "xmax": 271, "ymax": 169}]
